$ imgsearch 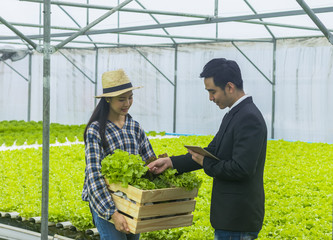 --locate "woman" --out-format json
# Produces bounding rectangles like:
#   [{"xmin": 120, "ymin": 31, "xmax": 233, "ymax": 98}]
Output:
[{"xmin": 82, "ymin": 69, "xmax": 156, "ymax": 240}]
